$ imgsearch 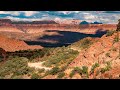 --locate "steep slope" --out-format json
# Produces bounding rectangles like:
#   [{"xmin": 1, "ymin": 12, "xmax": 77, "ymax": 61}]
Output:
[
  {"xmin": 0, "ymin": 34, "xmax": 43, "ymax": 52},
  {"xmin": 68, "ymin": 31, "xmax": 120, "ymax": 79}
]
